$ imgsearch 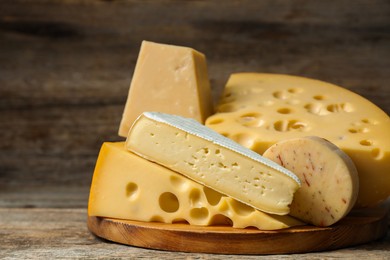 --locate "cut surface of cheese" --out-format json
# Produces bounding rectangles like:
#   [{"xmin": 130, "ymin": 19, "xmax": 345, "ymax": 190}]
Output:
[
  {"xmin": 205, "ymin": 73, "xmax": 390, "ymax": 207},
  {"xmin": 126, "ymin": 112, "xmax": 301, "ymax": 215},
  {"xmin": 118, "ymin": 40, "xmax": 213, "ymax": 137},
  {"xmin": 88, "ymin": 142, "xmax": 304, "ymax": 230},
  {"xmin": 263, "ymin": 136, "xmax": 359, "ymax": 226}
]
